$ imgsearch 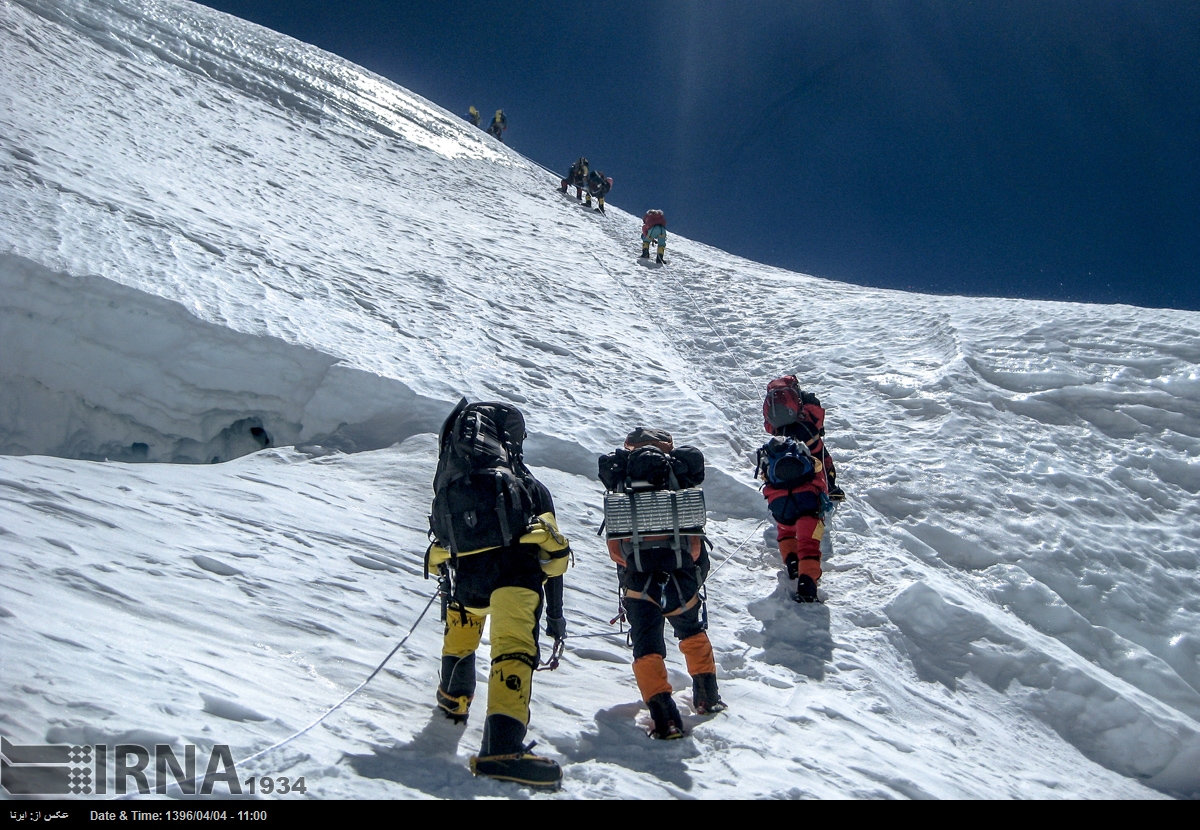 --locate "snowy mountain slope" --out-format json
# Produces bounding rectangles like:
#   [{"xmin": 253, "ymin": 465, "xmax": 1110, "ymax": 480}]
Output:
[{"xmin": 1, "ymin": 0, "xmax": 1198, "ymax": 799}]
